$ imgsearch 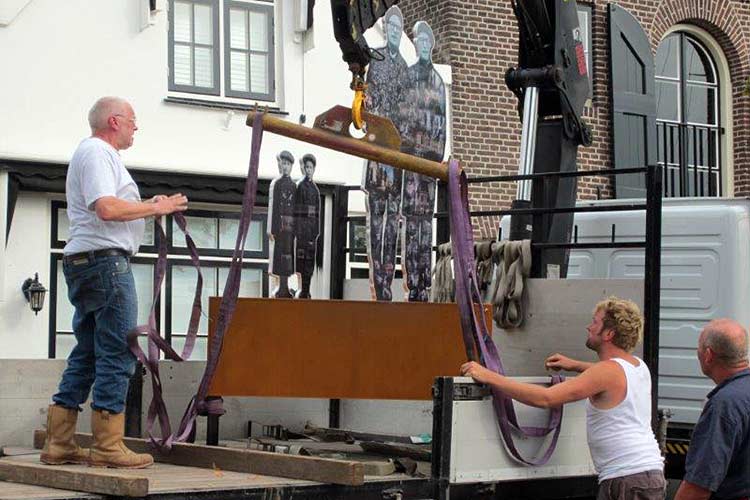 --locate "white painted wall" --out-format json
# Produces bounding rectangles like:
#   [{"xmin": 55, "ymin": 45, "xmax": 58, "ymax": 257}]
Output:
[
  {"xmin": 0, "ymin": 0, "xmax": 347, "ymax": 183},
  {"xmin": 0, "ymin": 0, "xmax": 449, "ymax": 185},
  {"xmin": 0, "ymin": 0, "xmax": 452, "ymax": 358},
  {"xmin": 0, "ymin": 194, "xmax": 53, "ymax": 358}
]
